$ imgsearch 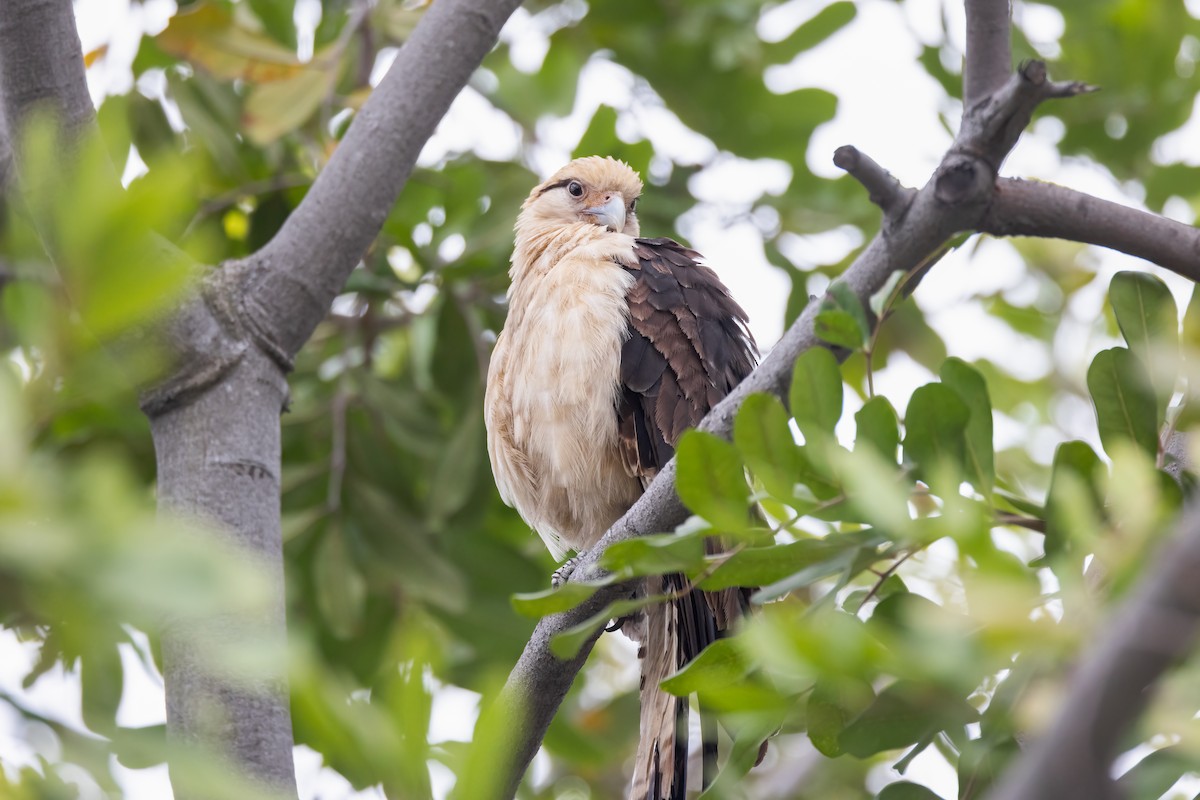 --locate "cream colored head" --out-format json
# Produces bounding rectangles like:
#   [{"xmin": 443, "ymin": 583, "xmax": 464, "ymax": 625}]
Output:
[{"xmin": 518, "ymin": 156, "xmax": 643, "ymax": 237}]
